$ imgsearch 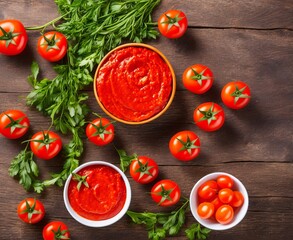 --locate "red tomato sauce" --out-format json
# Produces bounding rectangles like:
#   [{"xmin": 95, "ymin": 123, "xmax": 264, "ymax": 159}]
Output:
[
  {"xmin": 96, "ymin": 46, "xmax": 173, "ymax": 122},
  {"xmin": 68, "ymin": 165, "xmax": 126, "ymax": 220}
]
